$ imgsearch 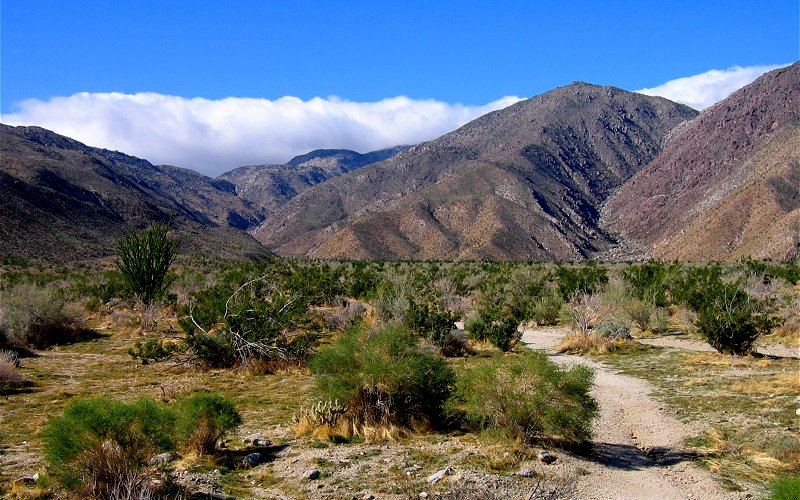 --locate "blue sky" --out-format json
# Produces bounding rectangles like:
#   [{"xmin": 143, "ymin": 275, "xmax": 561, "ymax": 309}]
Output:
[{"xmin": 2, "ymin": 0, "xmax": 797, "ymax": 174}]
